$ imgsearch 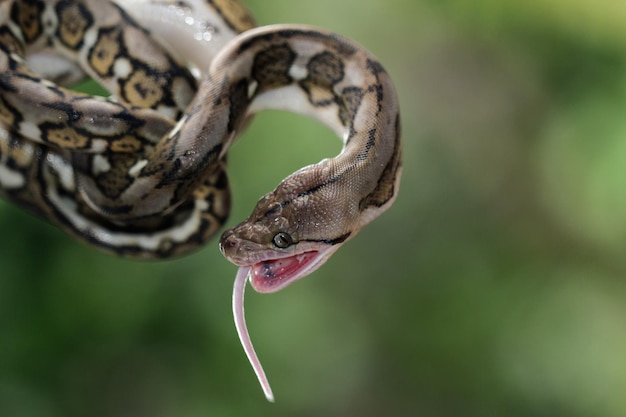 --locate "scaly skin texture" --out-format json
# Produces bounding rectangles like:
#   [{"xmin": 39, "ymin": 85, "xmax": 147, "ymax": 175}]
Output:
[{"xmin": 0, "ymin": 0, "xmax": 401, "ymax": 401}]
